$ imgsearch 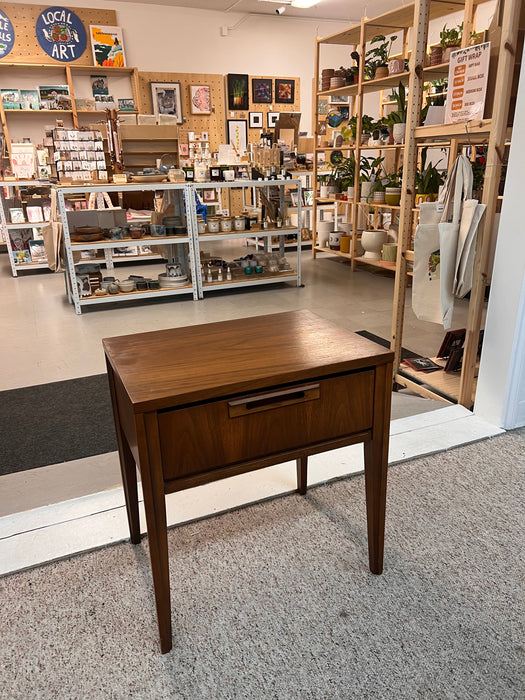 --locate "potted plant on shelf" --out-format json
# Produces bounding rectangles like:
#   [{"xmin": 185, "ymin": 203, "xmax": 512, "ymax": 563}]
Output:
[
  {"xmin": 340, "ymin": 53, "xmax": 360, "ymax": 84},
  {"xmin": 385, "ymin": 82, "xmax": 407, "ymax": 144},
  {"xmin": 383, "ymin": 169, "xmax": 402, "ymax": 205},
  {"xmin": 440, "ymin": 23, "xmax": 463, "ymax": 61},
  {"xmin": 359, "ymin": 155, "xmax": 384, "ymax": 202},
  {"xmin": 415, "ymin": 148, "xmax": 446, "ymax": 204},
  {"xmin": 341, "ymin": 116, "xmax": 358, "ymax": 143},
  {"xmin": 361, "ymin": 114, "xmax": 376, "ymax": 144},
  {"xmin": 365, "ymin": 34, "xmax": 398, "ymax": 79},
  {"xmin": 333, "ymin": 154, "xmax": 357, "ymax": 199}
]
